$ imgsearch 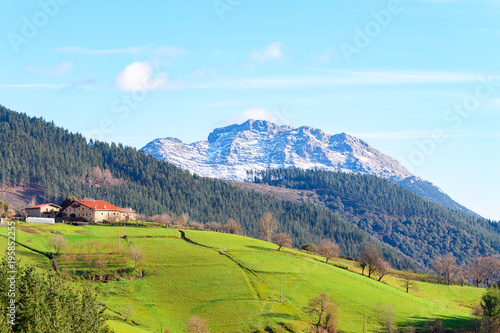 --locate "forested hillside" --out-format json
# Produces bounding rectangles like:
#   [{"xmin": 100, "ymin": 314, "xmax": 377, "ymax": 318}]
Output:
[
  {"xmin": 253, "ymin": 169, "xmax": 500, "ymax": 267},
  {"xmin": 0, "ymin": 105, "xmax": 414, "ymax": 268}
]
